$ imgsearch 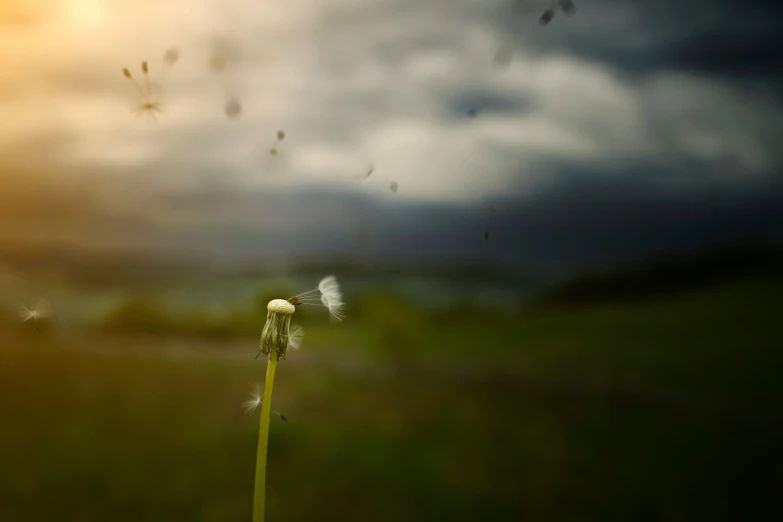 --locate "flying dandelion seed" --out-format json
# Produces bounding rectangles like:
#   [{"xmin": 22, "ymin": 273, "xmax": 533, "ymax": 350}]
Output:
[
  {"xmin": 265, "ymin": 131, "xmax": 288, "ymax": 166},
  {"xmin": 225, "ymin": 96, "xmax": 242, "ymax": 119},
  {"xmin": 284, "ymin": 275, "xmax": 345, "ymax": 324},
  {"xmin": 243, "ymin": 384, "xmax": 288, "ymax": 421},
  {"xmin": 122, "ymin": 55, "xmax": 174, "ymax": 124},
  {"xmin": 18, "ymin": 299, "xmax": 51, "ymax": 332},
  {"xmin": 209, "ymin": 37, "xmax": 244, "ymax": 120},
  {"xmin": 389, "ymin": 181, "xmax": 399, "ymax": 193}
]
